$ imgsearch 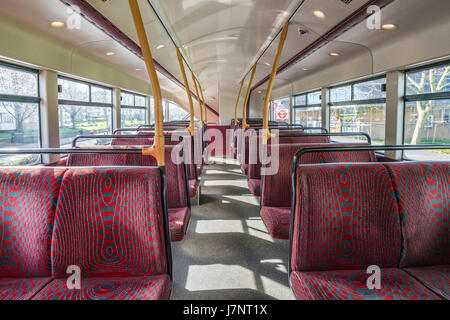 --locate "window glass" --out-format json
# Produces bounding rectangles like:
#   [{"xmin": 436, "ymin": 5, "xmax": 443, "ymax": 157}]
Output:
[
  {"xmin": 91, "ymin": 86, "xmax": 112, "ymax": 104},
  {"xmin": 307, "ymin": 91, "xmax": 321, "ymax": 105},
  {"xmin": 0, "ymin": 65, "xmax": 38, "ymax": 97},
  {"xmin": 150, "ymin": 97, "xmax": 155, "ymax": 124},
  {"xmin": 295, "ymin": 106, "xmax": 321, "ymax": 127},
  {"xmin": 403, "ymin": 64, "xmax": 450, "ymax": 160},
  {"xmin": 293, "ymin": 94, "xmax": 306, "ymax": 106},
  {"xmin": 0, "ymin": 63, "xmax": 40, "ymax": 166},
  {"xmin": 58, "ymin": 78, "xmax": 89, "ymax": 102},
  {"xmin": 59, "ymin": 105, "xmax": 112, "ymax": 147},
  {"xmin": 354, "ymin": 78, "xmax": 386, "ymax": 100},
  {"xmin": 135, "ymin": 95, "xmax": 146, "ymax": 107},
  {"xmin": 121, "ymin": 92, "xmax": 135, "ymax": 106},
  {"xmin": 330, "ymin": 103, "xmax": 385, "ymax": 144},
  {"xmin": 168, "ymin": 102, "xmax": 189, "ymax": 121},
  {"xmin": 330, "ymin": 85, "xmax": 351, "ymax": 103},
  {"xmin": 121, "ymin": 108, "xmax": 146, "ymax": 128}
]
